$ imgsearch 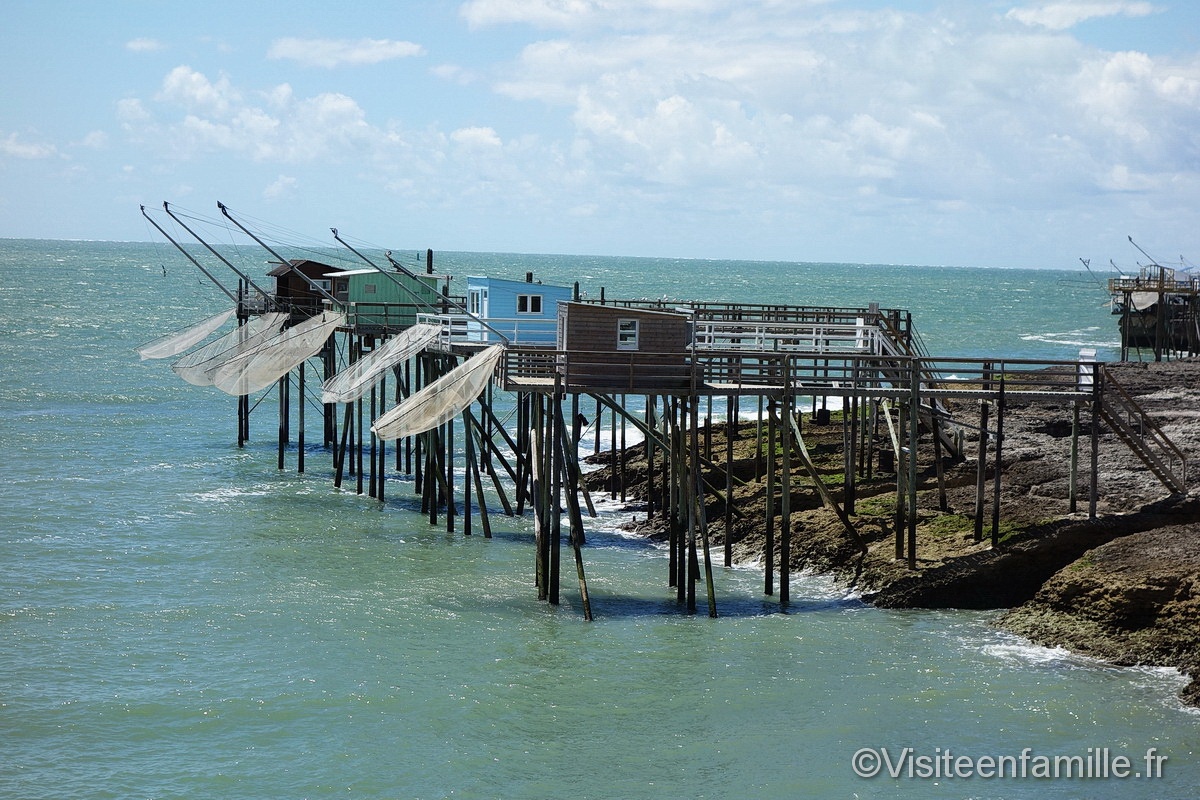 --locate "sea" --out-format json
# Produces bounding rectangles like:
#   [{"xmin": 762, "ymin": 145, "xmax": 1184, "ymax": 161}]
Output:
[{"xmin": 1, "ymin": 237, "xmax": 1196, "ymax": 799}]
